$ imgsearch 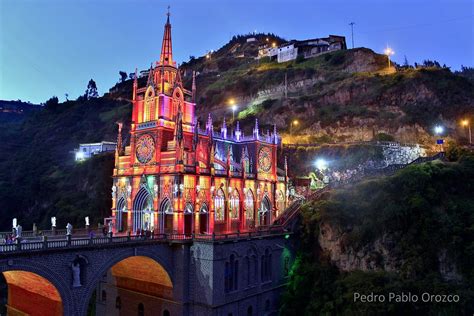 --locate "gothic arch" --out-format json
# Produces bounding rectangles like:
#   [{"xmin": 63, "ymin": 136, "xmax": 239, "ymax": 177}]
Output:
[
  {"xmin": 133, "ymin": 186, "xmax": 154, "ymax": 232},
  {"xmin": 0, "ymin": 259, "xmax": 73, "ymax": 316},
  {"xmin": 81, "ymin": 248, "xmax": 174, "ymax": 316},
  {"xmin": 143, "ymin": 86, "xmax": 156, "ymax": 122}
]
